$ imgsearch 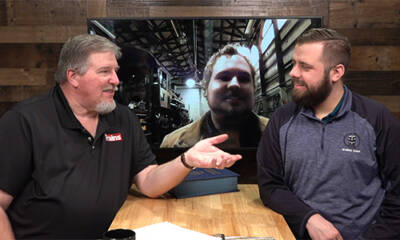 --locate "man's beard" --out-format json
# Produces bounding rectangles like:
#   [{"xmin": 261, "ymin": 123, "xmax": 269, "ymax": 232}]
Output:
[
  {"xmin": 95, "ymin": 100, "xmax": 116, "ymax": 114},
  {"xmin": 208, "ymin": 101, "xmax": 253, "ymax": 130},
  {"xmin": 95, "ymin": 85, "xmax": 118, "ymax": 114},
  {"xmin": 291, "ymin": 69, "xmax": 332, "ymax": 107},
  {"xmin": 208, "ymin": 99, "xmax": 252, "ymax": 119}
]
